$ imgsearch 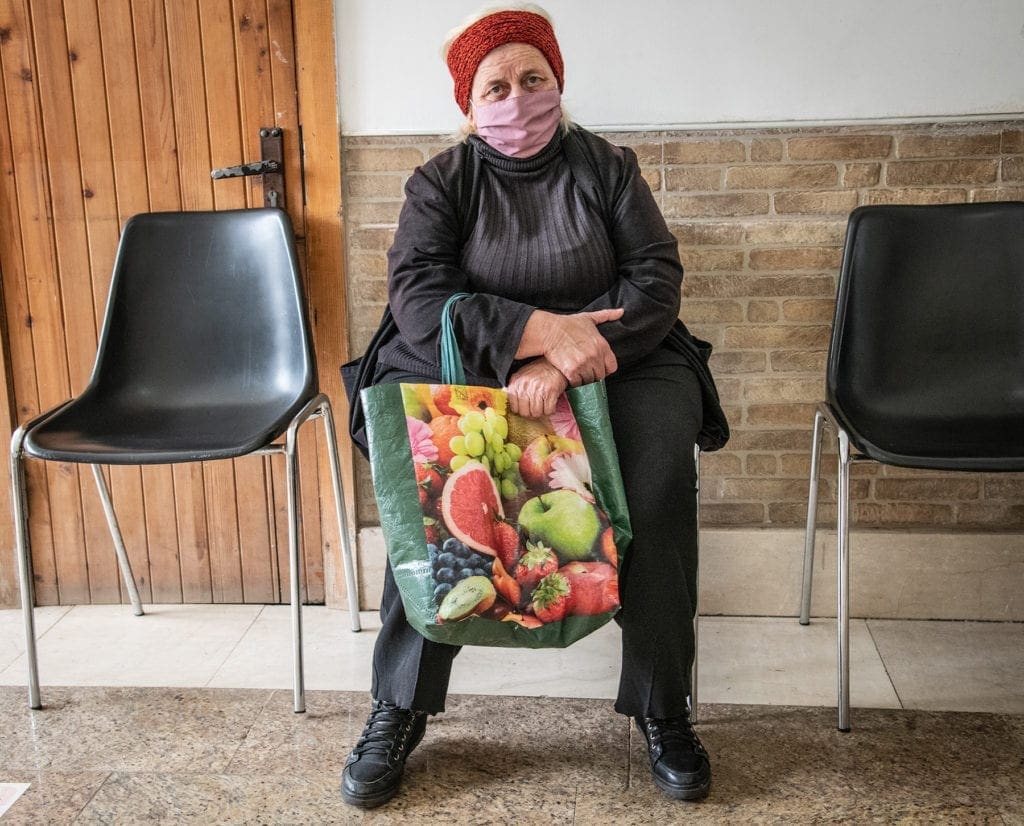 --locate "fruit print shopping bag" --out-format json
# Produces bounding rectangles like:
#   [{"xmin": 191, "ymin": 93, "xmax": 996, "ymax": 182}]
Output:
[{"xmin": 360, "ymin": 296, "xmax": 631, "ymax": 647}]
